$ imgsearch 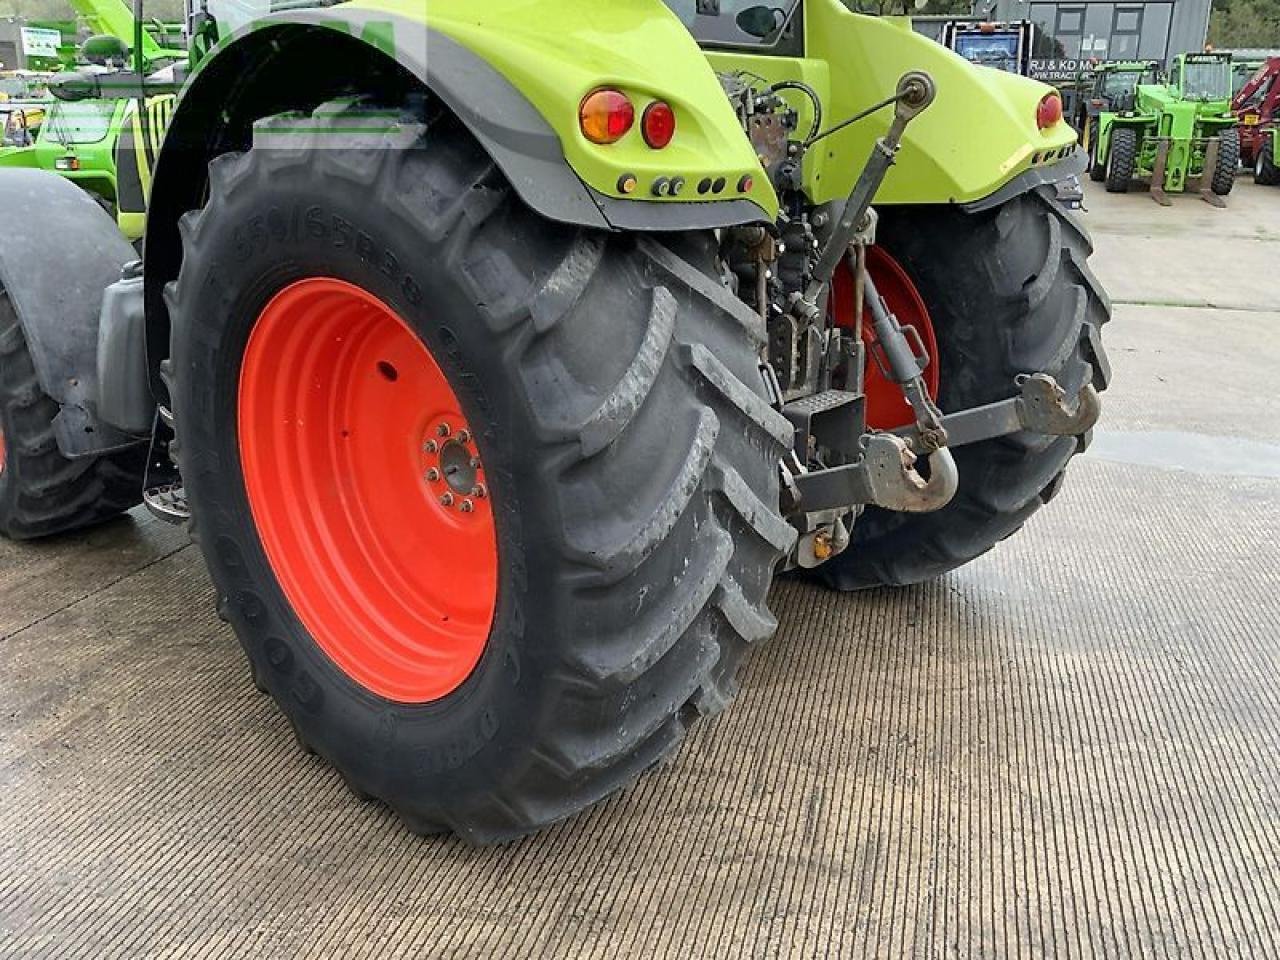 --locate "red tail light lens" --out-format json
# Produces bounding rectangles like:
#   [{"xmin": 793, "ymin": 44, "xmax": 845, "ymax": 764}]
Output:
[
  {"xmin": 1037, "ymin": 92, "xmax": 1063, "ymax": 130},
  {"xmin": 580, "ymin": 89, "xmax": 635, "ymax": 145},
  {"xmin": 642, "ymin": 101, "xmax": 677, "ymax": 149}
]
